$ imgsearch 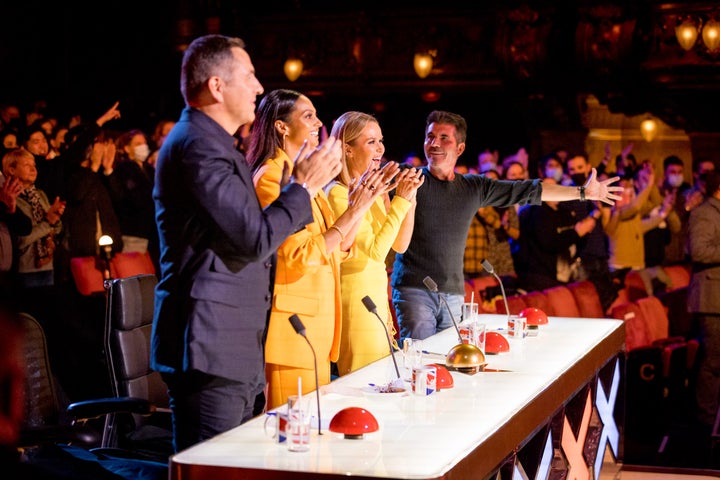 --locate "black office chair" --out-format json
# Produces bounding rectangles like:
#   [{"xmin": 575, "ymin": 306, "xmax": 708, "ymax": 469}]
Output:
[
  {"xmin": 17, "ymin": 312, "xmax": 167, "ymax": 480},
  {"xmin": 92, "ymin": 273, "xmax": 172, "ymax": 462}
]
